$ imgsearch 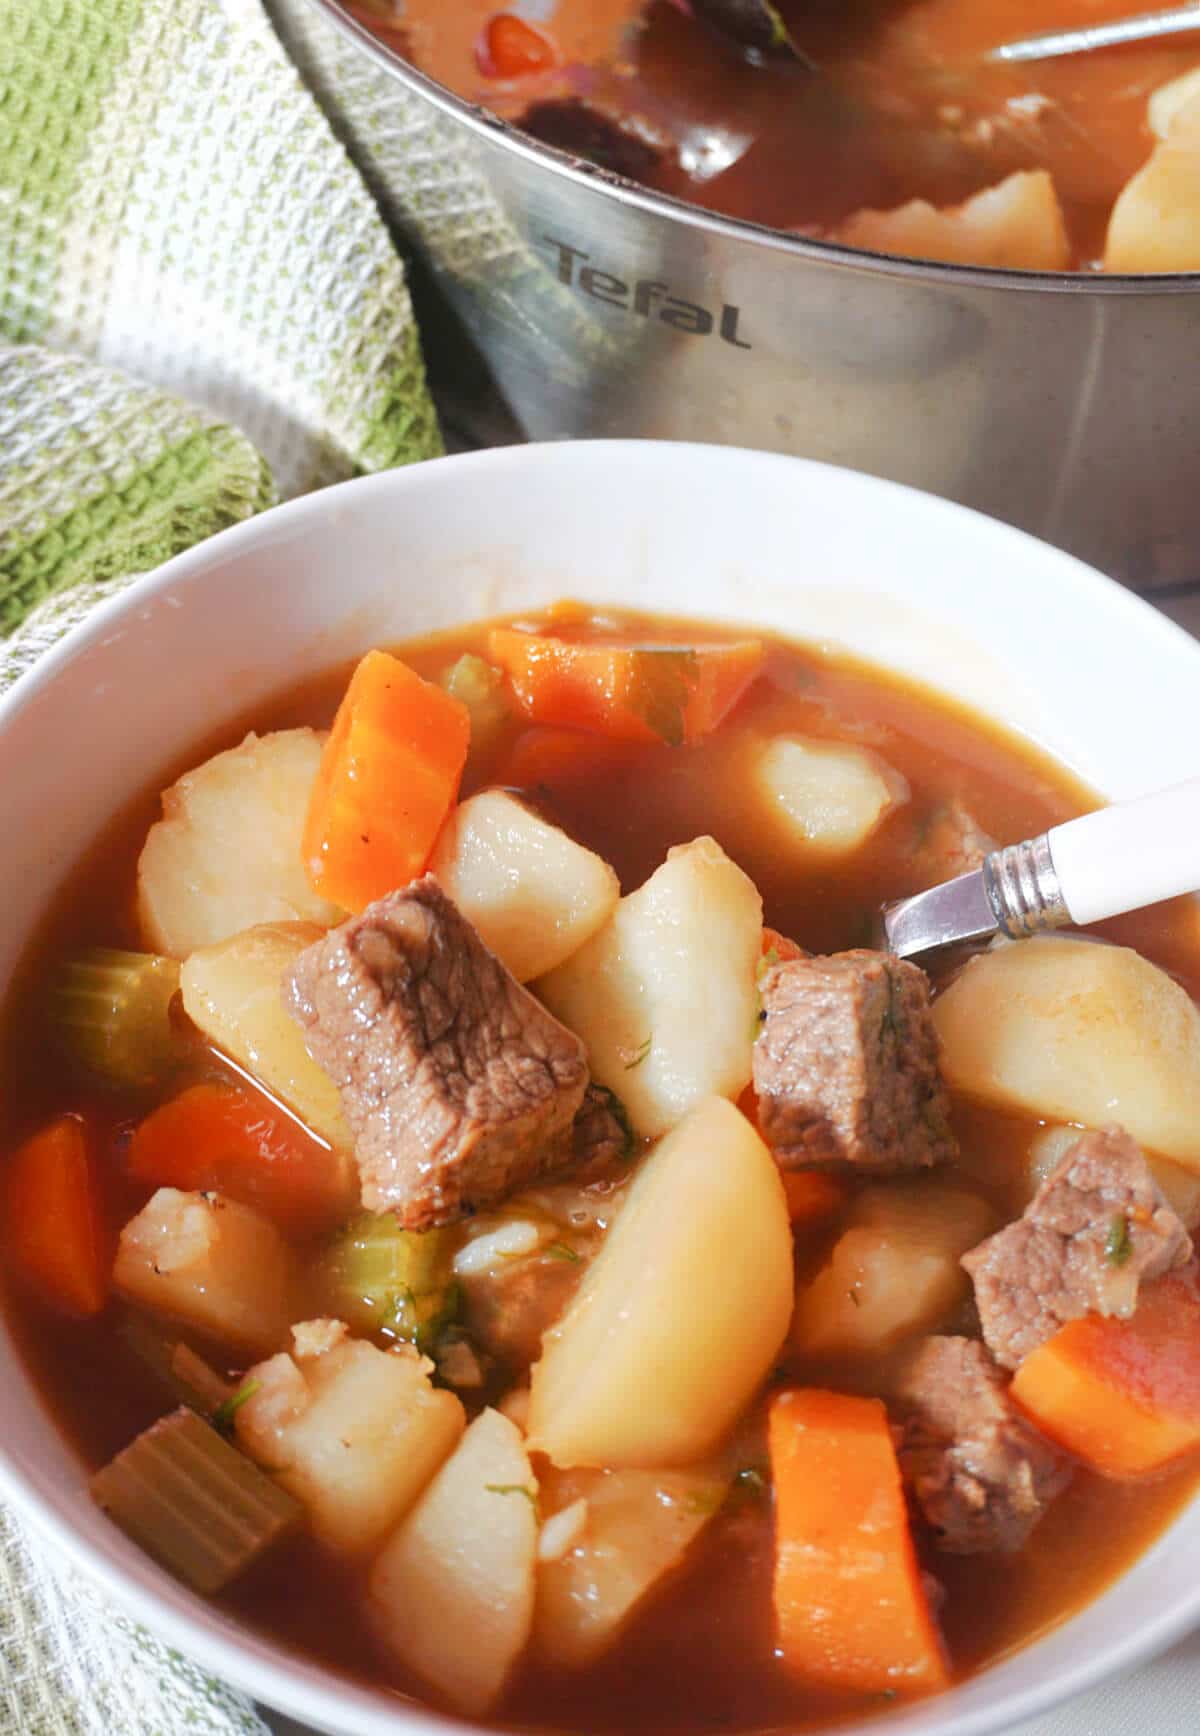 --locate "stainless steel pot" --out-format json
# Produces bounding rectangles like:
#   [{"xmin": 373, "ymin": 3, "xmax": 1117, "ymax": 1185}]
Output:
[{"xmin": 269, "ymin": 0, "xmax": 1200, "ymax": 589}]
